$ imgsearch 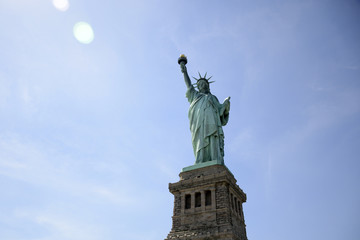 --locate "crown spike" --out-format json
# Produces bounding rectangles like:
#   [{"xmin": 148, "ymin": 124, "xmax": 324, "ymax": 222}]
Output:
[{"xmin": 193, "ymin": 72, "xmax": 215, "ymax": 89}]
